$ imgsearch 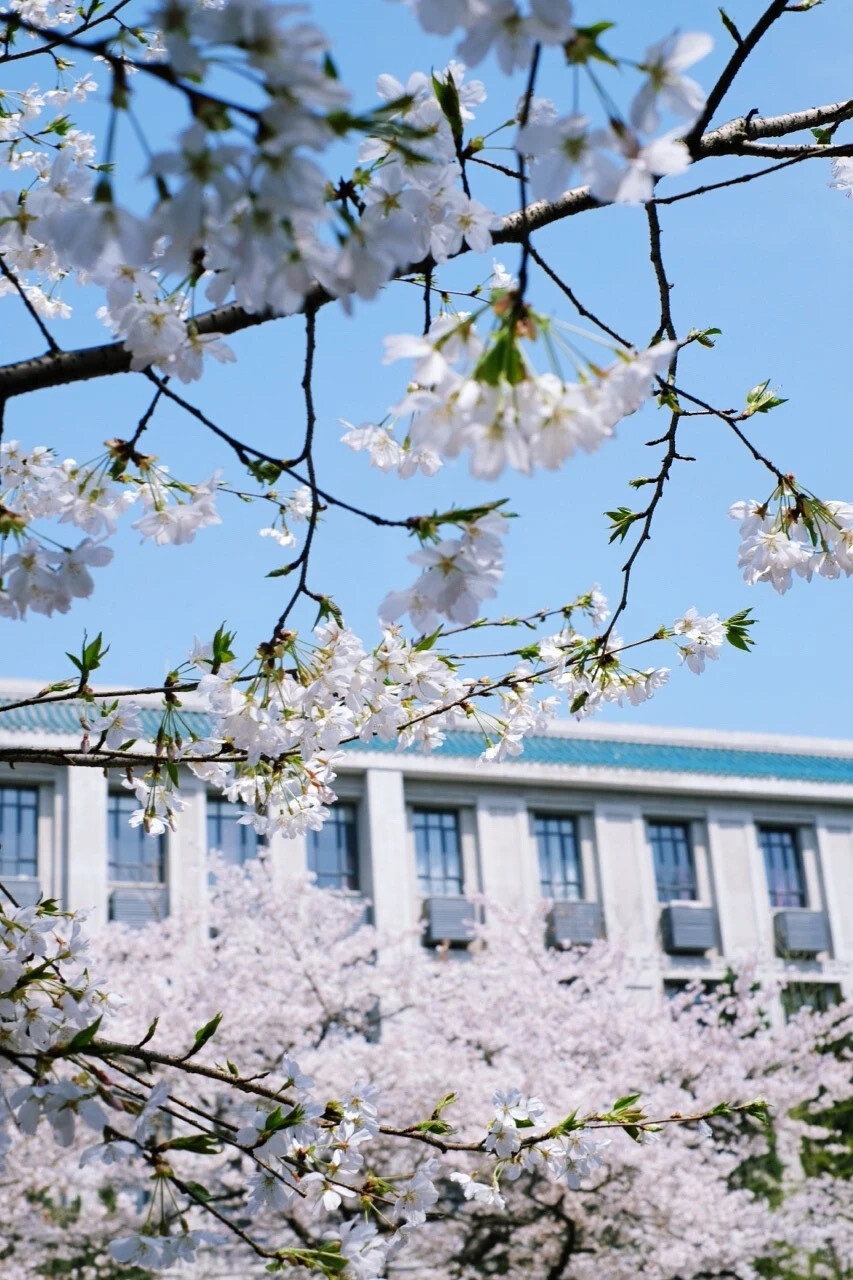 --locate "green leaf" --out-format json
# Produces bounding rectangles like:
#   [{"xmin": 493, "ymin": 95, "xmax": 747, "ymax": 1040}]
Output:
[
  {"xmin": 163, "ymin": 1134, "xmax": 221, "ymax": 1155},
  {"xmin": 432, "ymin": 71, "xmax": 464, "ymax": 145},
  {"xmin": 556, "ymin": 1109, "xmax": 581, "ymax": 1134},
  {"xmin": 61, "ymin": 1016, "xmax": 103, "ymax": 1053},
  {"xmin": 570, "ymin": 691, "xmax": 589, "ymax": 715},
  {"xmin": 413, "ymin": 1118, "xmax": 454, "ymax": 1134},
  {"xmin": 811, "ymin": 126, "xmax": 833, "ymax": 145},
  {"xmin": 745, "ymin": 379, "xmax": 787, "ymax": 416},
  {"xmin": 687, "ymin": 326, "xmax": 722, "ymax": 349},
  {"xmin": 565, "ymin": 22, "xmax": 617, "ymax": 66},
  {"xmin": 140, "ymin": 1017, "xmax": 159, "ymax": 1047},
  {"xmin": 185, "ymin": 1012, "xmax": 222, "ymax": 1059},
  {"xmin": 613, "ymin": 1093, "xmax": 642, "ymax": 1113},
  {"xmin": 247, "ymin": 458, "xmax": 283, "ymax": 486},
  {"xmin": 473, "ymin": 331, "xmax": 525, "ymax": 387},
  {"xmin": 183, "ymin": 1180, "xmax": 213, "ymax": 1202},
  {"xmin": 605, "ymin": 507, "xmax": 642, "ymax": 544},
  {"xmin": 740, "ymin": 1098, "xmax": 772, "ymax": 1126},
  {"xmin": 413, "ymin": 628, "xmax": 443, "ymax": 652},
  {"xmin": 718, "ymin": 8, "xmax": 742, "ymax": 45},
  {"xmin": 211, "ymin": 622, "xmax": 236, "ymax": 671},
  {"xmin": 266, "ymin": 561, "xmax": 298, "ymax": 579},
  {"xmin": 433, "ymin": 1092, "xmax": 457, "ymax": 1116},
  {"xmin": 724, "ymin": 608, "xmax": 756, "ymax": 652}
]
